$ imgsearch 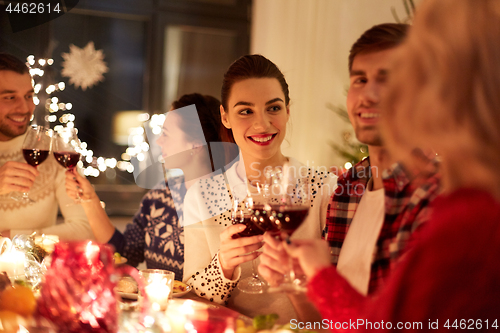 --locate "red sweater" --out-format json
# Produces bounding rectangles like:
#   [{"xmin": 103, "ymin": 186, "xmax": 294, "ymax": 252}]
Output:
[{"xmin": 308, "ymin": 188, "xmax": 500, "ymax": 332}]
